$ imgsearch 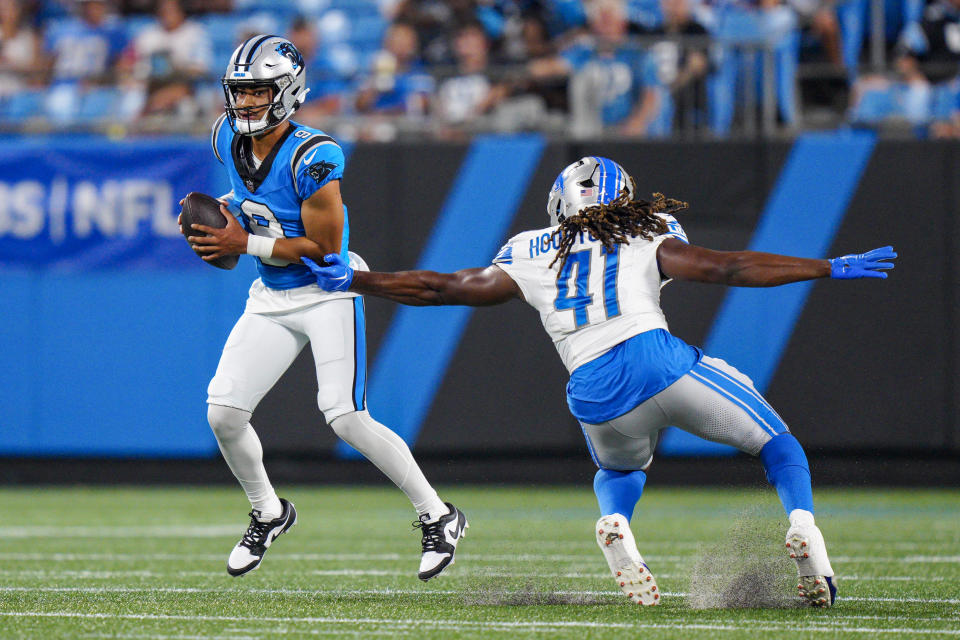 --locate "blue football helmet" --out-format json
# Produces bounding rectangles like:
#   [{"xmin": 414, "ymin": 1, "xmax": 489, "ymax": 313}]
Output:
[{"xmin": 546, "ymin": 156, "xmax": 635, "ymax": 226}]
